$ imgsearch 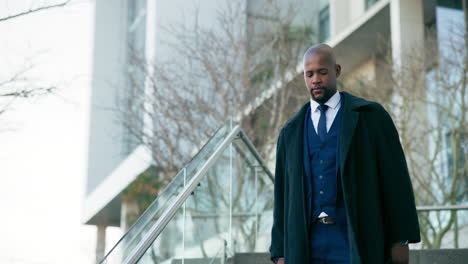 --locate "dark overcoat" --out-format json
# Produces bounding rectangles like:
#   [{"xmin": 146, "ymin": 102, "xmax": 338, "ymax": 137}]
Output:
[{"xmin": 269, "ymin": 91, "xmax": 421, "ymax": 264}]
